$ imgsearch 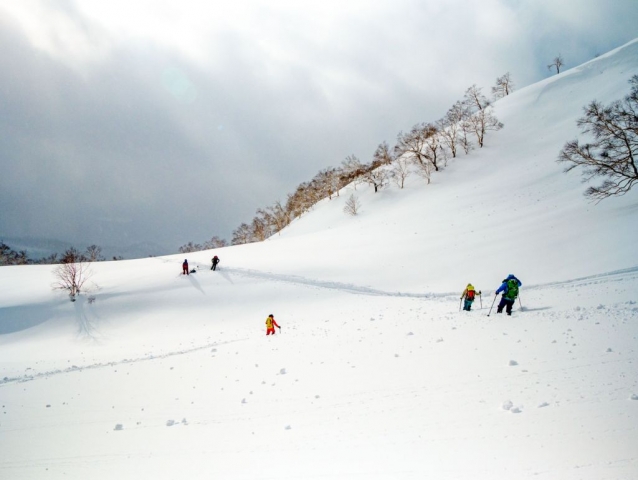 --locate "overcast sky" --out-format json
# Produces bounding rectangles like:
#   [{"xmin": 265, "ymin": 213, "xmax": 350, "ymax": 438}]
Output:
[{"xmin": 1, "ymin": 0, "xmax": 637, "ymax": 254}]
